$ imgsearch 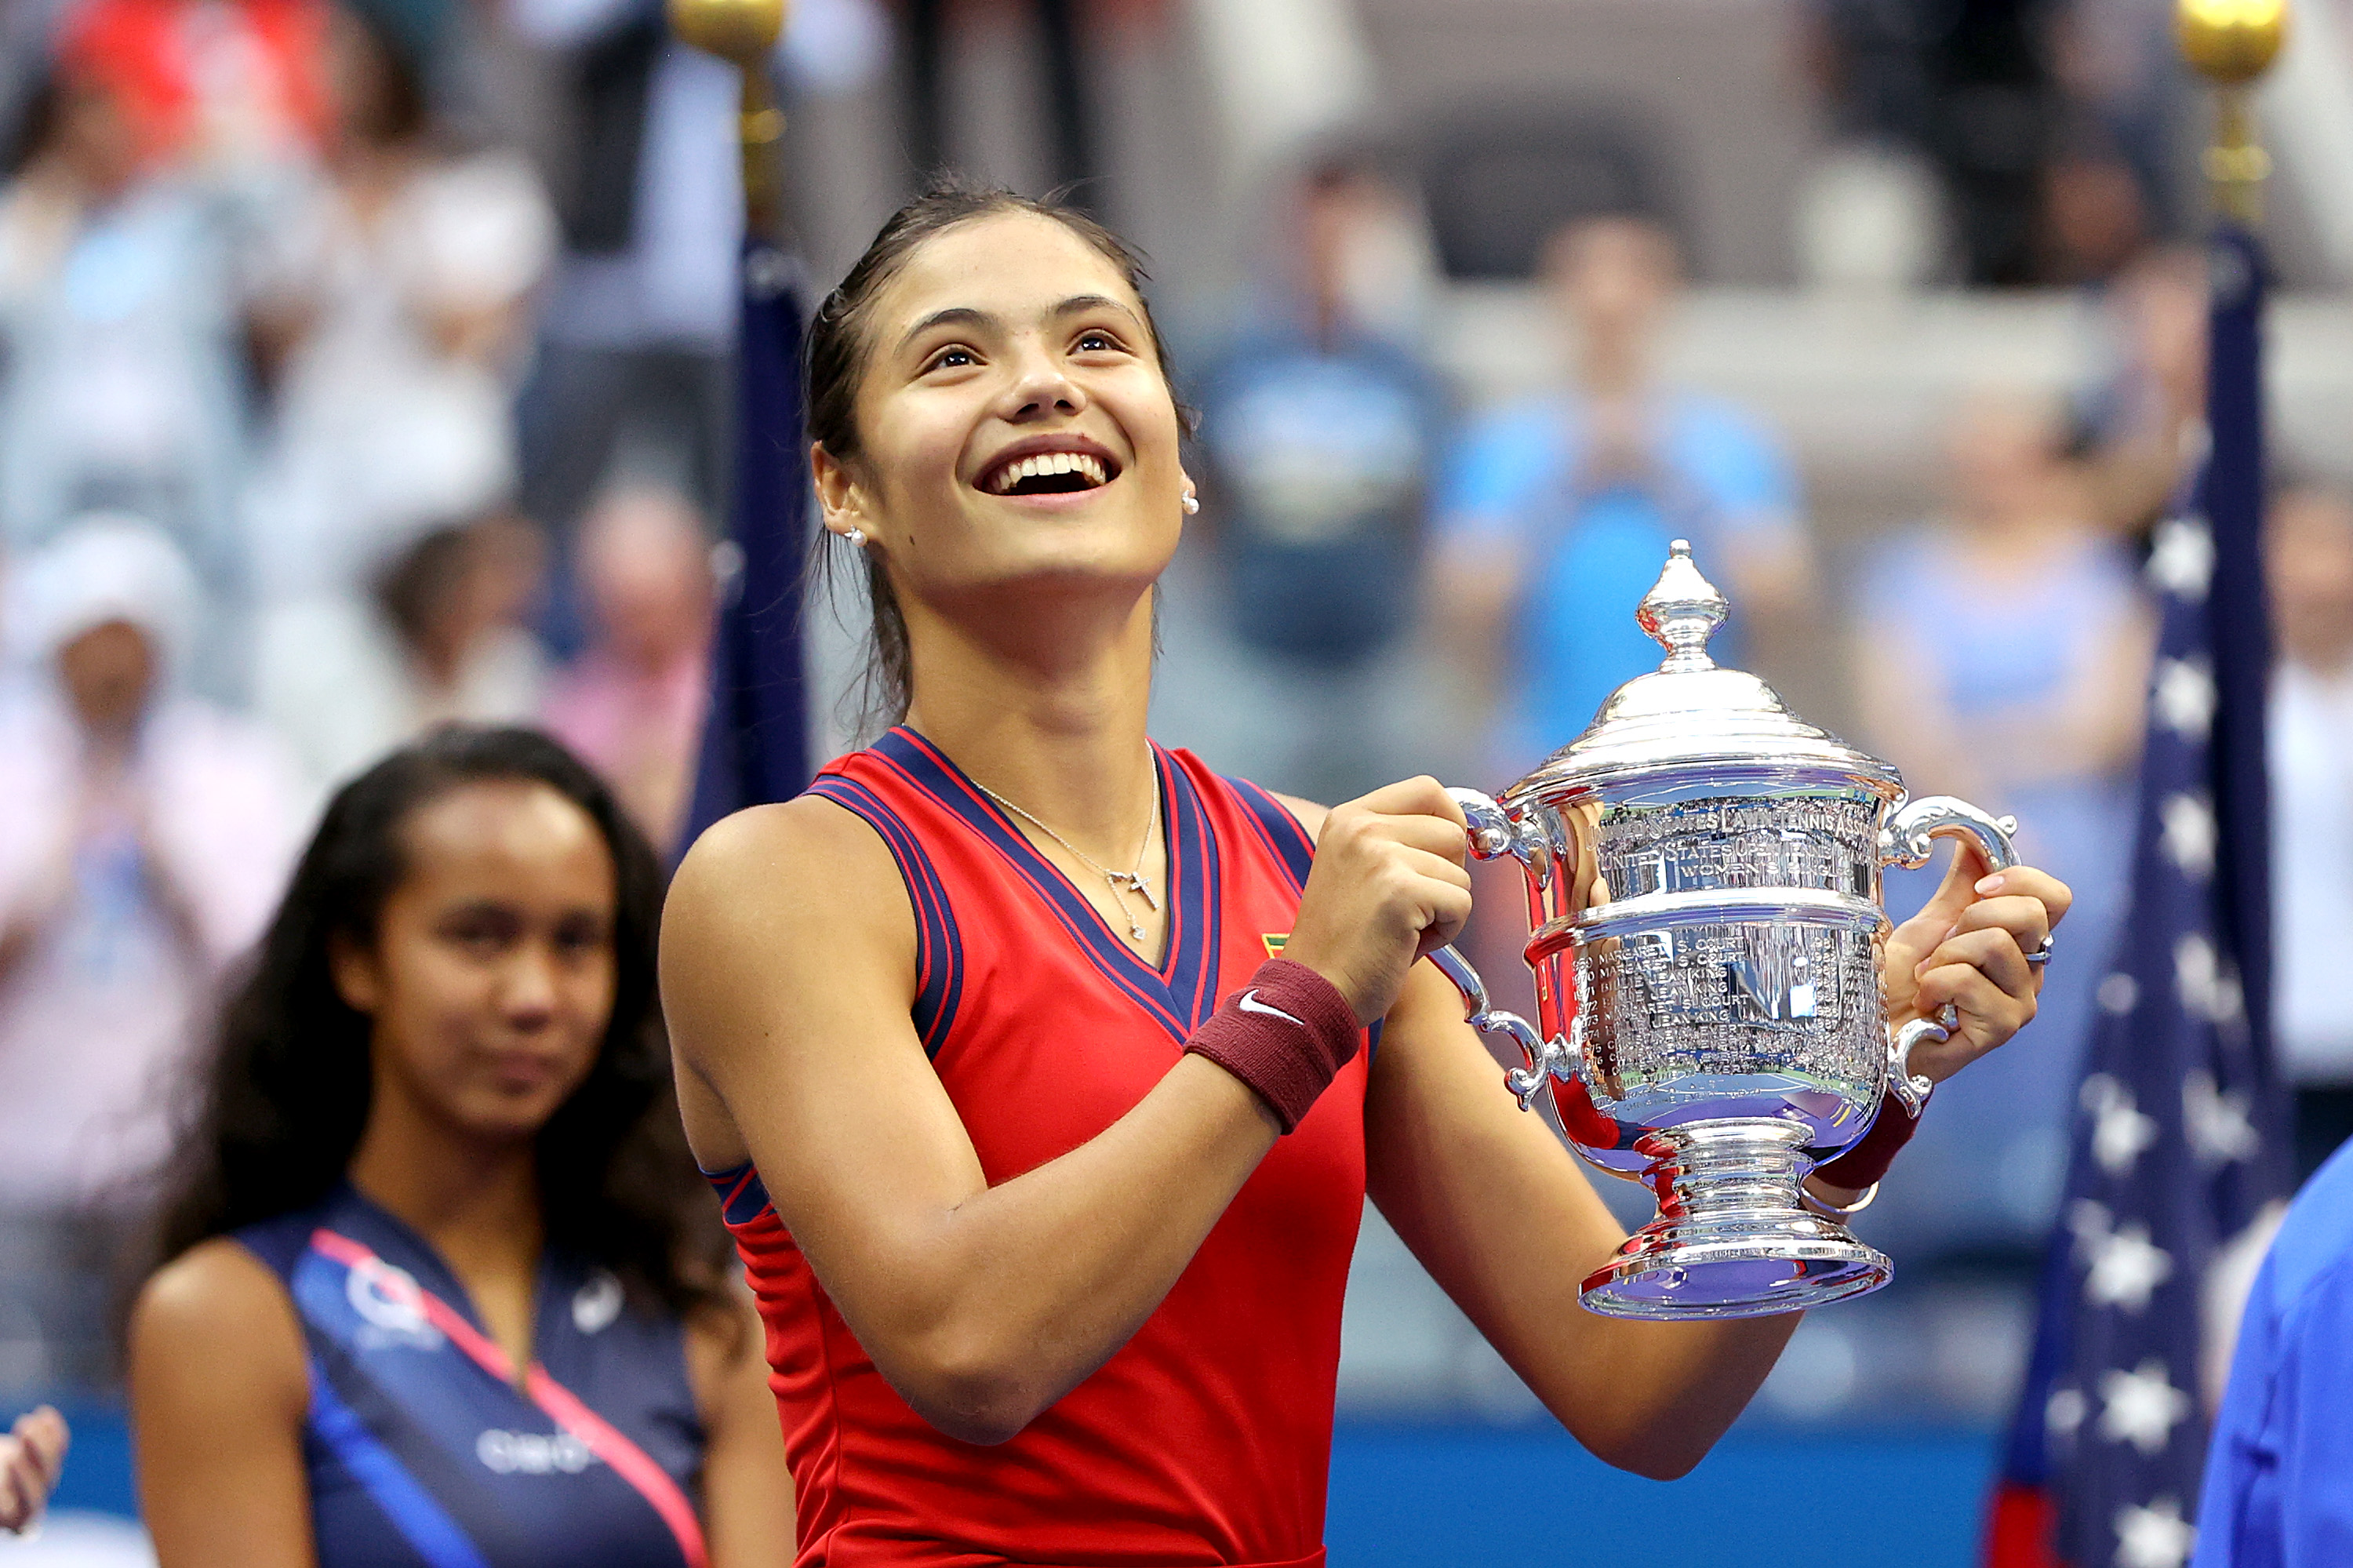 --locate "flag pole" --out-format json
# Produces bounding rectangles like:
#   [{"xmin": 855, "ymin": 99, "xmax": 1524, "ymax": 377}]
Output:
[
  {"xmin": 2177, "ymin": 0, "xmax": 2287, "ymax": 225},
  {"xmin": 668, "ymin": 0, "xmax": 790, "ymax": 239},
  {"xmin": 671, "ymin": 0, "xmax": 818, "ymax": 851}
]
